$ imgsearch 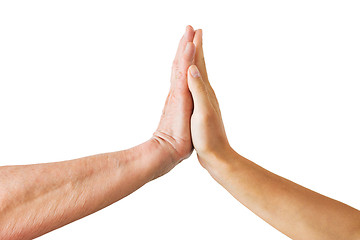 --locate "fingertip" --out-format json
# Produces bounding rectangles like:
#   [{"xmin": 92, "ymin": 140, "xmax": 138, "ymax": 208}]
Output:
[
  {"xmin": 188, "ymin": 65, "xmax": 201, "ymax": 78},
  {"xmin": 184, "ymin": 25, "xmax": 195, "ymax": 41},
  {"xmin": 186, "ymin": 25, "xmax": 194, "ymax": 32}
]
